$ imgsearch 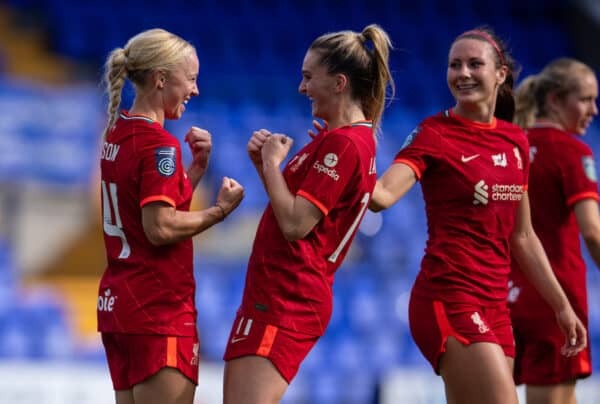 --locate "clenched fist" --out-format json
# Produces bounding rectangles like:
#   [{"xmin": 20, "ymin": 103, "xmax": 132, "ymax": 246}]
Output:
[
  {"xmin": 216, "ymin": 177, "xmax": 244, "ymax": 217},
  {"xmin": 185, "ymin": 126, "xmax": 212, "ymax": 174}
]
